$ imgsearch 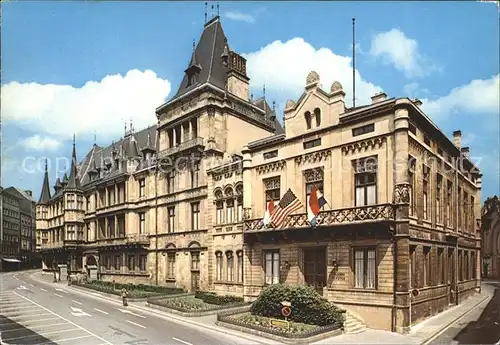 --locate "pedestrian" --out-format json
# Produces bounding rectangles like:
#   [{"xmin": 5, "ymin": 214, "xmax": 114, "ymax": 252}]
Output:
[{"xmin": 121, "ymin": 287, "xmax": 128, "ymax": 307}]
